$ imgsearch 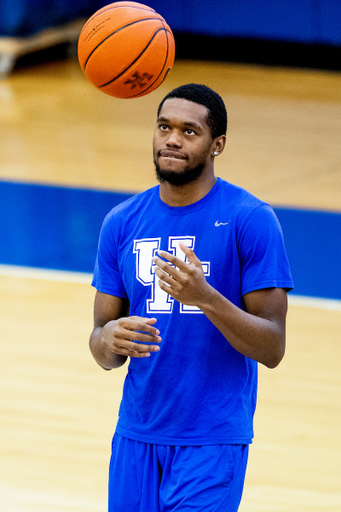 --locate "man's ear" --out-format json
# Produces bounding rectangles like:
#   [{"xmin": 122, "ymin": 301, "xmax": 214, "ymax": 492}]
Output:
[{"xmin": 212, "ymin": 135, "xmax": 226, "ymax": 156}]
